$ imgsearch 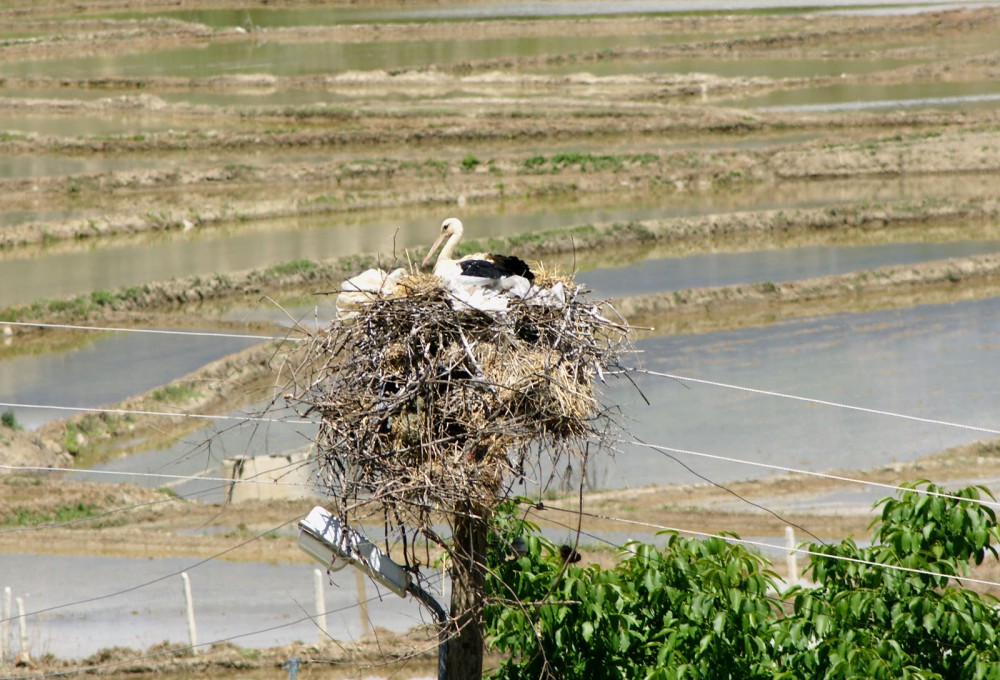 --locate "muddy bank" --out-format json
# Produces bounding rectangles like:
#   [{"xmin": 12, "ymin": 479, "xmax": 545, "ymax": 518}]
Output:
[
  {"xmin": 5, "ymin": 435, "xmax": 1000, "ymax": 567},
  {"xmin": 28, "ymin": 340, "xmax": 284, "ymax": 467},
  {"xmin": 617, "ymin": 252, "xmax": 1000, "ymax": 333},
  {"xmin": 3, "ymin": 125, "xmax": 1000, "ymax": 251},
  {"xmin": 0, "ymin": 195, "xmax": 1000, "ymax": 326},
  {"xmin": 0, "ymin": 633, "xmax": 438, "ymax": 679}
]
